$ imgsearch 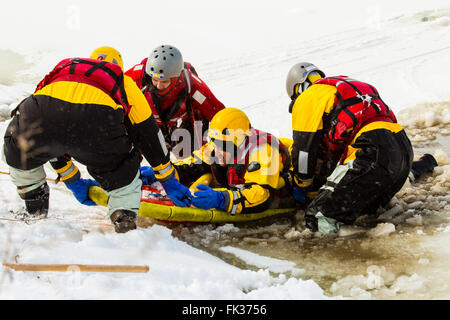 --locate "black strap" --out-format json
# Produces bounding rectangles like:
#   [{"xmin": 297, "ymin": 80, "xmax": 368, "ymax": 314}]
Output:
[
  {"xmin": 367, "ymin": 83, "xmax": 391, "ymax": 116},
  {"xmin": 325, "ymin": 91, "xmax": 344, "ymax": 130},
  {"xmin": 330, "ymin": 77, "xmax": 385, "ymax": 116},
  {"xmin": 327, "ymin": 77, "xmax": 363, "ymax": 95},
  {"xmin": 323, "ymin": 79, "xmax": 387, "ymax": 165},
  {"xmin": 69, "ymin": 62, "xmax": 77, "ymax": 74},
  {"xmin": 233, "ymin": 192, "xmax": 246, "ymax": 205},
  {"xmin": 84, "ymin": 60, "xmax": 108, "ymax": 76},
  {"xmin": 84, "ymin": 61, "xmax": 123, "ymax": 100},
  {"xmin": 188, "ymin": 64, "xmax": 199, "ymax": 77},
  {"xmin": 288, "ymin": 98, "xmax": 296, "ymax": 113},
  {"xmin": 328, "ymin": 90, "xmax": 381, "ymax": 128},
  {"xmin": 74, "ymin": 58, "xmax": 129, "ymax": 107},
  {"xmin": 343, "ymin": 107, "xmax": 358, "ymax": 127}
]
